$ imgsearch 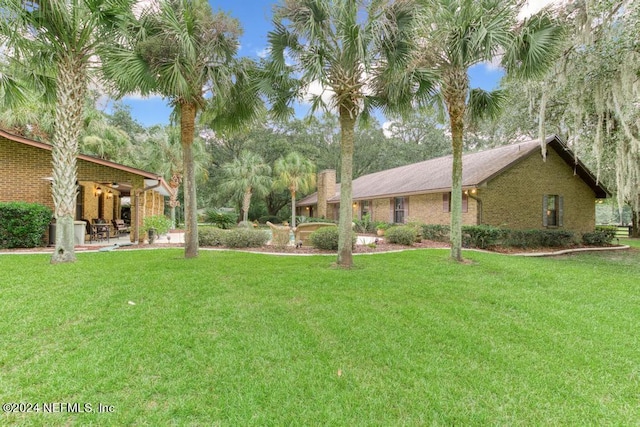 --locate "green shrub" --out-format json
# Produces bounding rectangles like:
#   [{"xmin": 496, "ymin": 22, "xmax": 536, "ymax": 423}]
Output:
[
  {"xmin": 198, "ymin": 226, "xmax": 227, "ymax": 246},
  {"xmin": 502, "ymin": 229, "xmax": 533, "ymax": 248},
  {"xmin": 421, "ymin": 224, "xmax": 450, "ymax": 242},
  {"xmin": 0, "ymin": 202, "xmax": 52, "ymax": 249},
  {"xmin": 237, "ymin": 221, "xmax": 253, "ymax": 229},
  {"xmin": 462, "ymin": 225, "xmax": 503, "ymax": 249},
  {"xmin": 537, "ymin": 230, "xmax": 576, "ymax": 247},
  {"xmin": 142, "ymin": 215, "xmax": 172, "ymax": 235},
  {"xmin": 222, "ymin": 228, "xmax": 269, "ymax": 248},
  {"xmin": 204, "ymin": 209, "xmax": 237, "ymax": 229},
  {"xmin": 503, "ymin": 229, "xmax": 576, "ymax": 248},
  {"xmin": 405, "ymin": 220, "xmax": 424, "ymax": 242},
  {"xmin": 309, "ymin": 227, "xmax": 355, "ymax": 250},
  {"xmin": 583, "ymin": 226, "xmax": 617, "ymax": 246},
  {"xmin": 385, "ymin": 226, "xmax": 417, "ymax": 246},
  {"xmin": 258, "ymin": 215, "xmax": 281, "ymax": 224}
]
